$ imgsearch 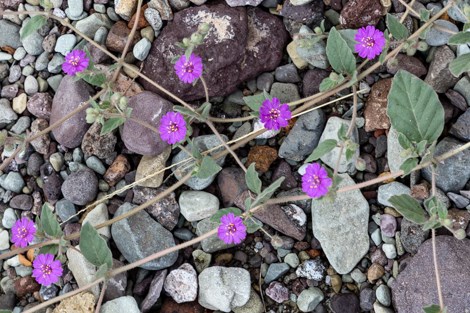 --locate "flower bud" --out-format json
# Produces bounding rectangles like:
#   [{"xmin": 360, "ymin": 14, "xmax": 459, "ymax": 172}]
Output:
[
  {"xmin": 191, "ymin": 33, "xmax": 204, "ymax": 45},
  {"xmin": 118, "ymin": 96, "xmax": 128, "ymax": 111},
  {"xmin": 454, "ymin": 229, "xmax": 466, "ymax": 240},
  {"xmin": 198, "ymin": 23, "xmax": 210, "ymax": 34},
  {"xmin": 416, "ymin": 41, "xmax": 428, "ymax": 51},
  {"xmin": 182, "ymin": 37, "xmax": 190, "ymax": 46},
  {"xmin": 110, "ymin": 92, "xmax": 121, "ymax": 105}
]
